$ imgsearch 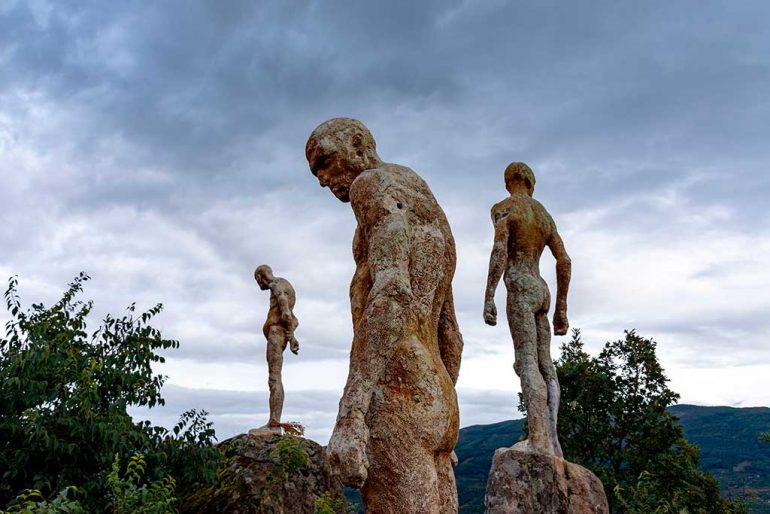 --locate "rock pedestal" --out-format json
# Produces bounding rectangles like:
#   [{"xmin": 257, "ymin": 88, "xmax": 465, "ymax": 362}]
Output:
[
  {"xmin": 182, "ymin": 432, "xmax": 347, "ymax": 514},
  {"xmin": 485, "ymin": 447, "xmax": 609, "ymax": 514}
]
